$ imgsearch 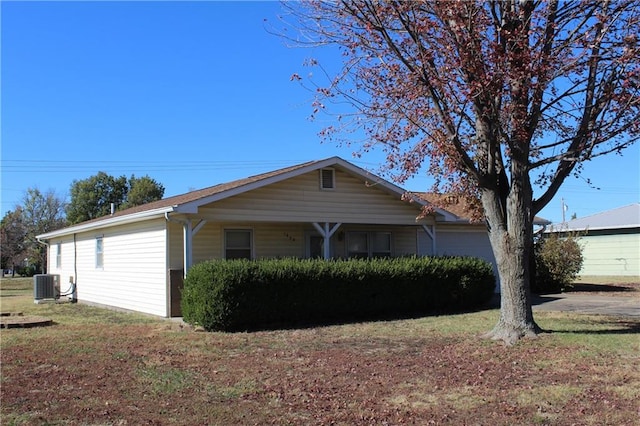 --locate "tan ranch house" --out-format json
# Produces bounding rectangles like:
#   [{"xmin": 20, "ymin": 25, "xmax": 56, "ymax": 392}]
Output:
[{"xmin": 37, "ymin": 157, "xmax": 503, "ymax": 318}]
